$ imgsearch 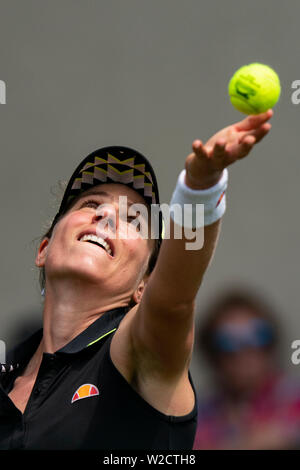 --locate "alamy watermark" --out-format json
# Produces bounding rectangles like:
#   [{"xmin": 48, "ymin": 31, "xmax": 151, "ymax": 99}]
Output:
[
  {"xmin": 82, "ymin": 196, "xmax": 205, "ymax": 250},
  {"xmin": 291, "ymin": 340, "xmax": 300, "ymax": 365},
  {"xmin": 0, "ymin": 340, "xmax": 6, "ymax": 364},
  {"xmin": 0, "ymin": 80, "xmax": 6, "ymax": 104}
]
